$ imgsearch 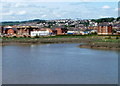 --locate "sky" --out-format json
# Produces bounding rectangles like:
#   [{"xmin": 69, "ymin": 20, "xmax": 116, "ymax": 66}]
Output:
[{"xmin": 0, "ymin": 0, "xmax": 120, "ymax": 21}]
